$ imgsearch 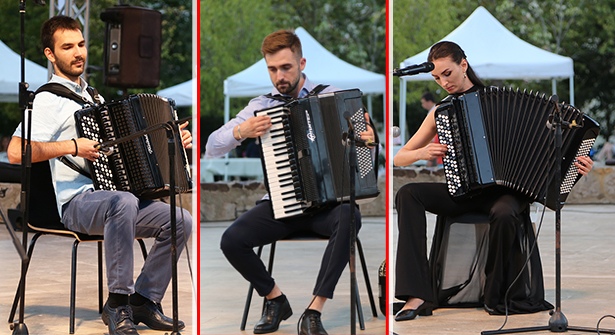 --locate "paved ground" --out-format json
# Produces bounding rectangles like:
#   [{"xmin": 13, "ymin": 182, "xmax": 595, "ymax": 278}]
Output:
[
  {"xmin": 200, "ymin": 216, "xmax": 387, "ymax": 335},
  {"xmin": 0, "ymin": 227, "xmax": 197, "ymax": 335},
  {"xmin": 2, "ymin": 204, "xmax": 614, "ymax": 335},
  {"xmin": 389, "ymin": 204, "xmax": 615, "ymax": 335}
]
